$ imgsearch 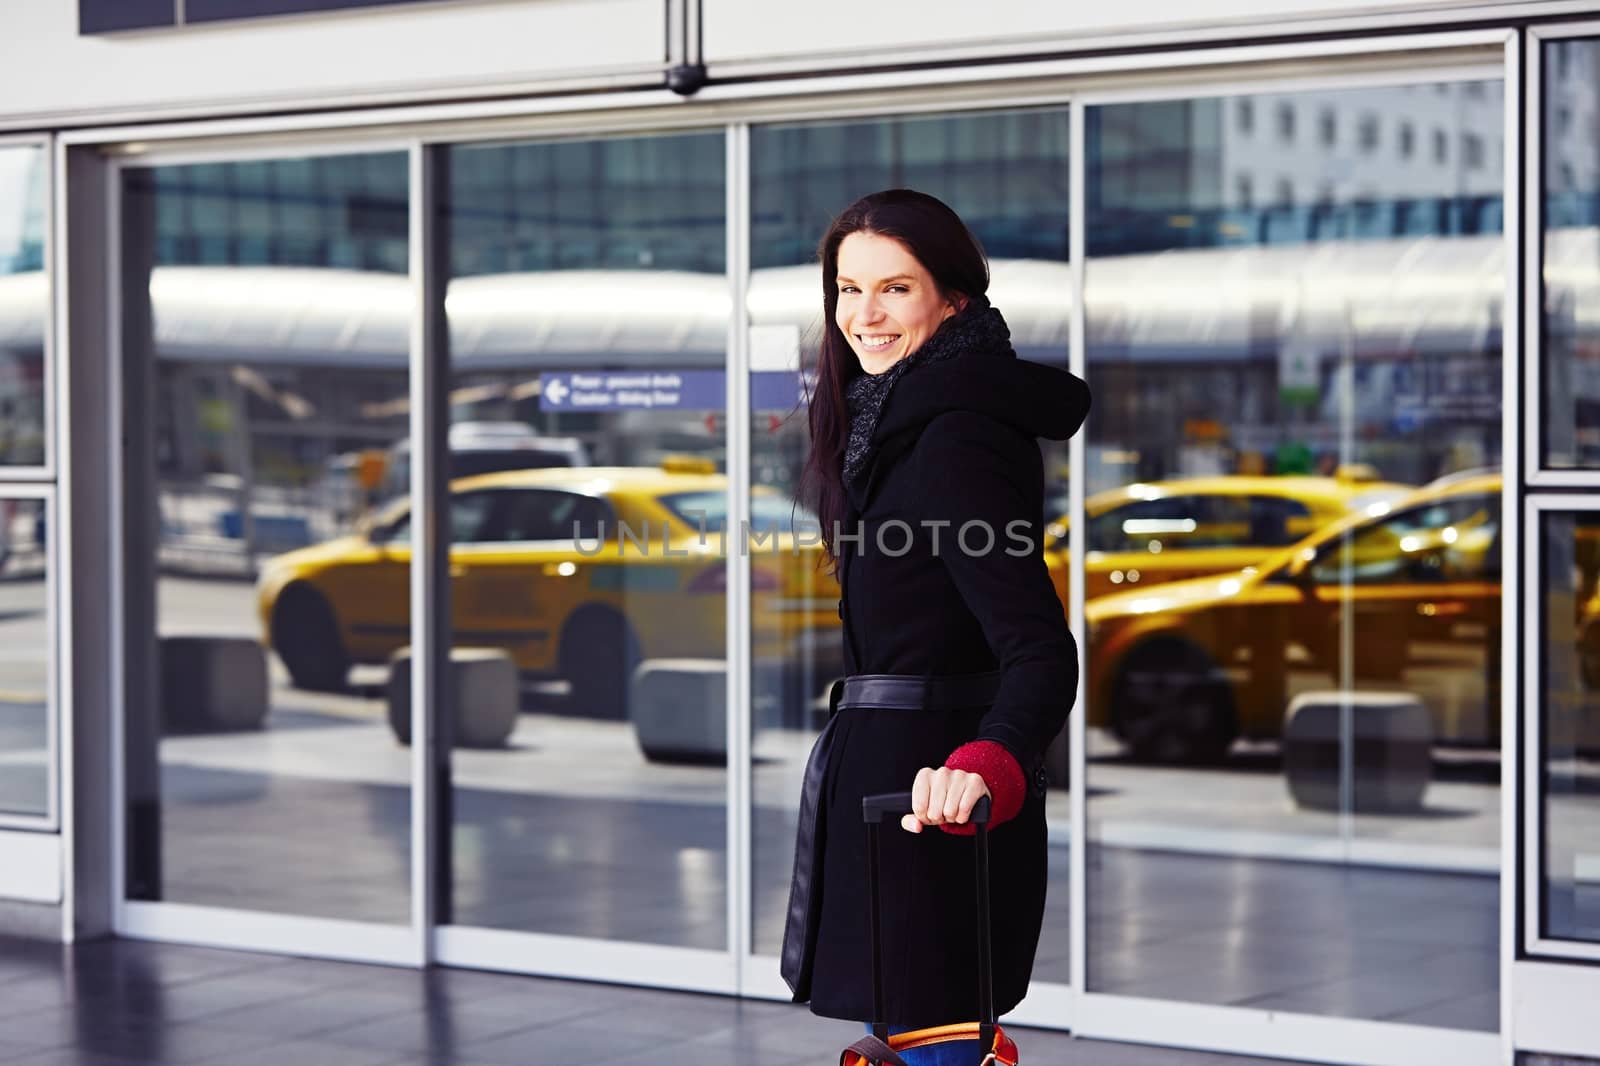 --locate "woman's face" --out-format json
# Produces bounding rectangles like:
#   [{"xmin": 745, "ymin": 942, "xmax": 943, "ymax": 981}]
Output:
[{"xmin": 834, "ymin": 231, "xmax": 959, "ymax": 376}]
